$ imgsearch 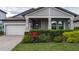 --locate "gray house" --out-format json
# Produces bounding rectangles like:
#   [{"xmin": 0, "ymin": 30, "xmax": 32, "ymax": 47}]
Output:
[
  {"xmin": 74, "ymin": 16, "xmax": 79, "ymax": 27},
  {"xmin": 2, "ymin": 7, "xmax": 79, "ymax": 35},
  {"xmin": 0, "ymin": 10, "xmax": 6, "ymax": 31}
]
